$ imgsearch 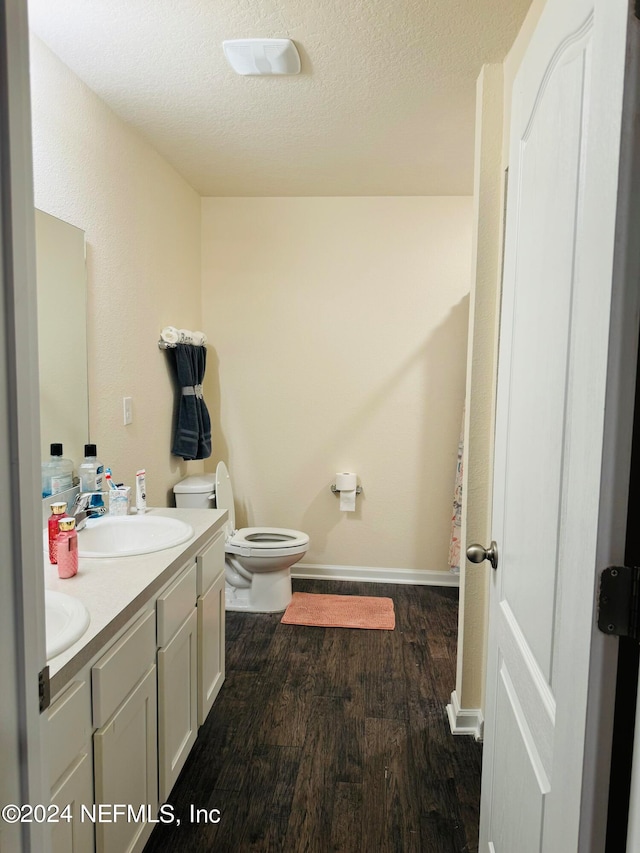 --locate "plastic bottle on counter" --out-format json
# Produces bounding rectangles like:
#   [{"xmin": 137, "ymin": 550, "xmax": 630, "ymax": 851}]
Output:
[
  {"xmin": 47, "ymin": 501, "xmax": 67, "ymax": 564},
  {"xmin": 136, "ymin": 469, "xmax": 147, "ymax": 513},
  {"xmin": 78, "ymin": 444, "xmax": 104, "ymax": 493},
  {"xmin": 56, "ymin": 517, "xmax": 78, "ymax": 579},
  {"xmin": 41, "ymin": 443, "xmax": 74, "ymax": 498}
]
